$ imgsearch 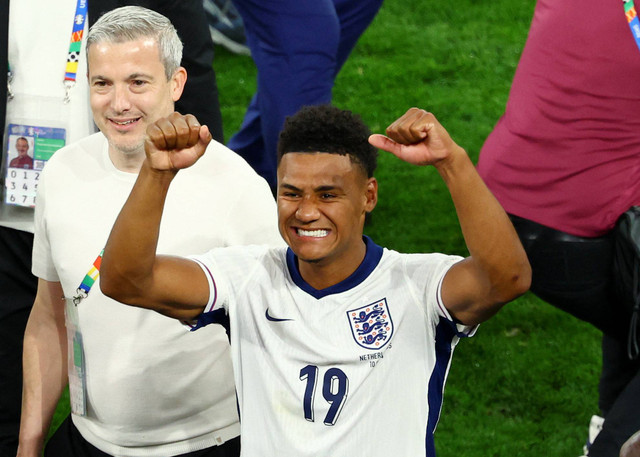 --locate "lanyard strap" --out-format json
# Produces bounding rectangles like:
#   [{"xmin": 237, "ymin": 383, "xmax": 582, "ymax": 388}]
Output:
[
  {"xmin": 63, "ymin": 0, "xmax": 89, "ymax": 104},
  {"xmin": 625, "ymin": 0, "xmax": 640, "ymax": 52},
  {"xmin": 6, "ymin": 0, "xmax": 88, "ymax": 104},
  {"xmin": 73, "ymin": 250, "xmax": 104, "ymax": 305}
]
